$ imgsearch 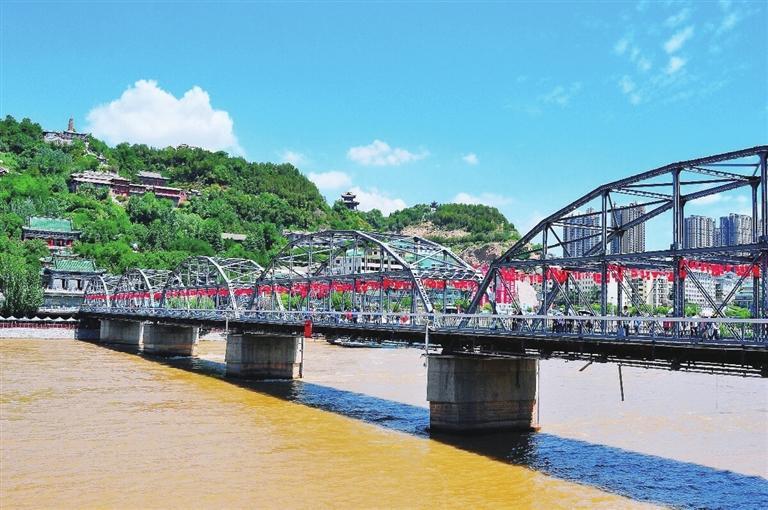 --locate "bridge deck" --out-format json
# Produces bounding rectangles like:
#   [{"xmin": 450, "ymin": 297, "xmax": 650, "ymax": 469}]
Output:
[{"xmin": 80, "ymin": 308, "xmax": 768, "ymax": 377}]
